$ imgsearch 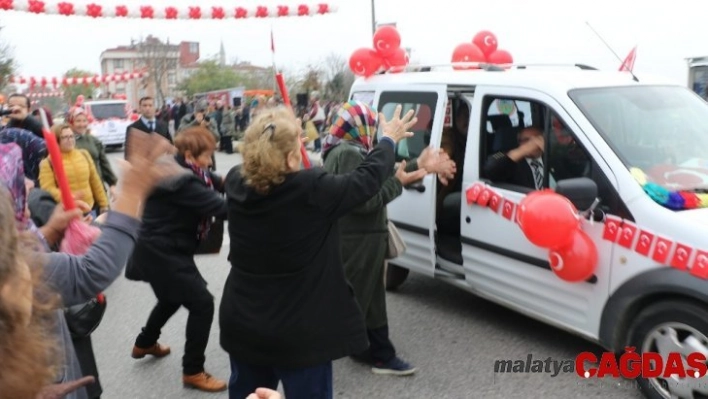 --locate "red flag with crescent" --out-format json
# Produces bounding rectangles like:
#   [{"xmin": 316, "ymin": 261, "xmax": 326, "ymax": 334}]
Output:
[{"xmin": 619, "ymin": 46, "xmax": 637, "ymax": 72}]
